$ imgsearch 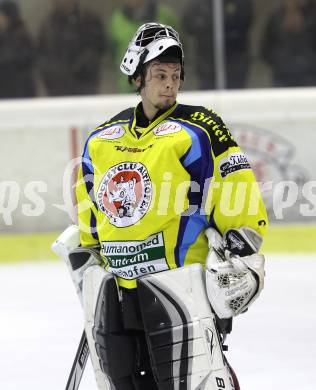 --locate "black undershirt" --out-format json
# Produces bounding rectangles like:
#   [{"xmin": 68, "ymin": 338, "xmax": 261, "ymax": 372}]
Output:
[{"xmin": 134, "ymin": 103, "xmax": 169, "ymax": 138}]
